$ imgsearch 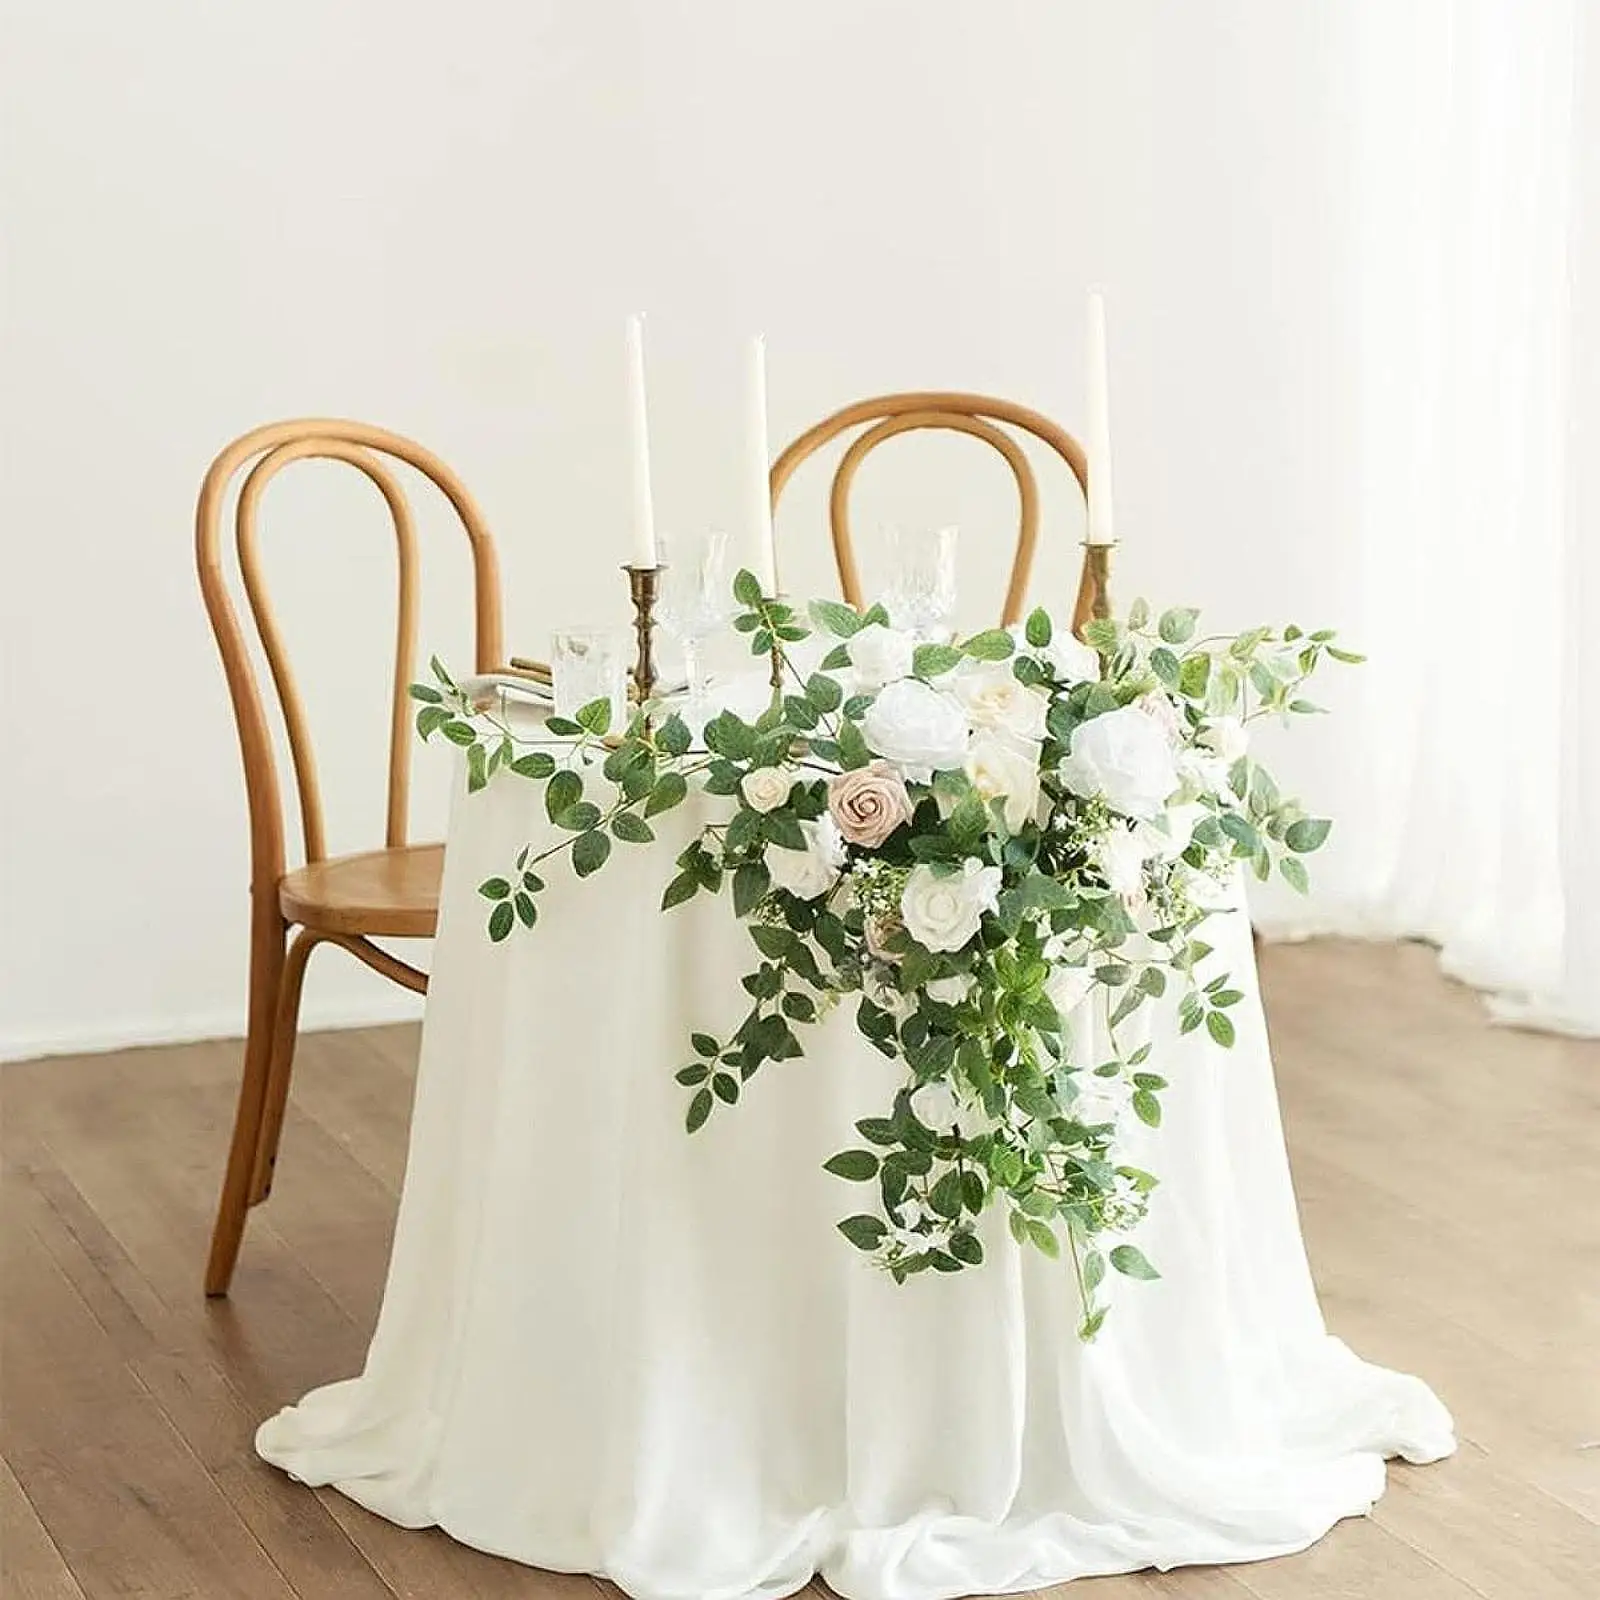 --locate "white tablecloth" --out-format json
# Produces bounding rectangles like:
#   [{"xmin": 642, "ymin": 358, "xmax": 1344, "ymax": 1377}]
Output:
[{"xmin": 258, "ymin": 765, "xmax": 1455, "ymax": 1600}]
